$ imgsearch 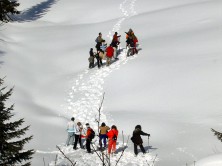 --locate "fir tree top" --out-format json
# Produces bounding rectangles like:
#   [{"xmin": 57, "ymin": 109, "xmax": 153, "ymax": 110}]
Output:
[
  {"xmin": 211, "ymin": 128, "xmax": 222, "ymax": 143},
  {"xmin": 0, "ymin": 0, "xmax": 20, "ymax": 23},
  {"xmin": 0, "ymin": 77, "xmax": 34, "ymax": 166}
]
